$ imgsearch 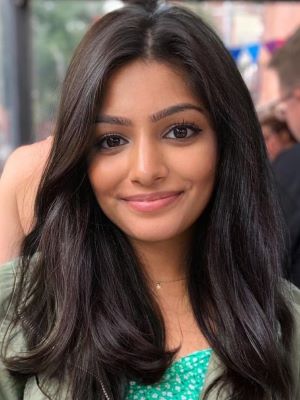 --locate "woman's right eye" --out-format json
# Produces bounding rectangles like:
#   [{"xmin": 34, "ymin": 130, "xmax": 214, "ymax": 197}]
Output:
[{"xmin": 94, "ymin": 134, "xmax": 128, "ymax": 151}]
